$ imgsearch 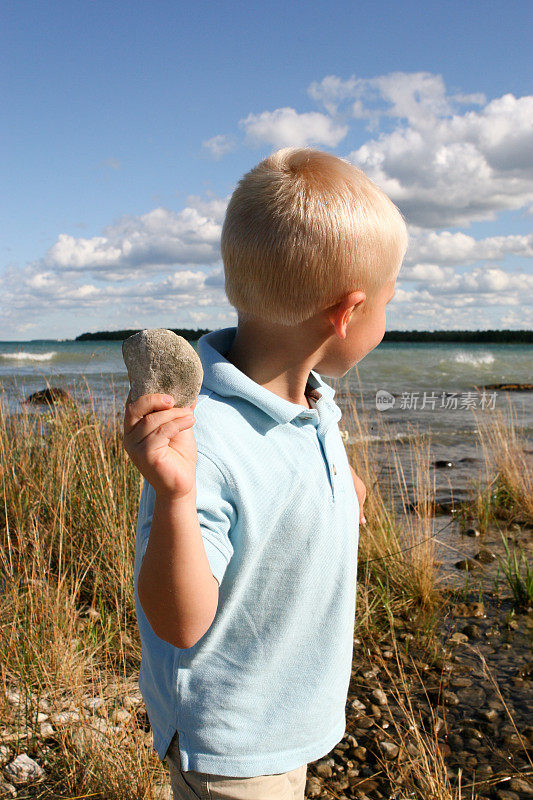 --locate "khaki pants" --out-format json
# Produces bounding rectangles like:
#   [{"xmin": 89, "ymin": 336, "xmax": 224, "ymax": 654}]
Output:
[{"xmin": 164, "ymin": 731, "xmax": 308, "ymax": 800}]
